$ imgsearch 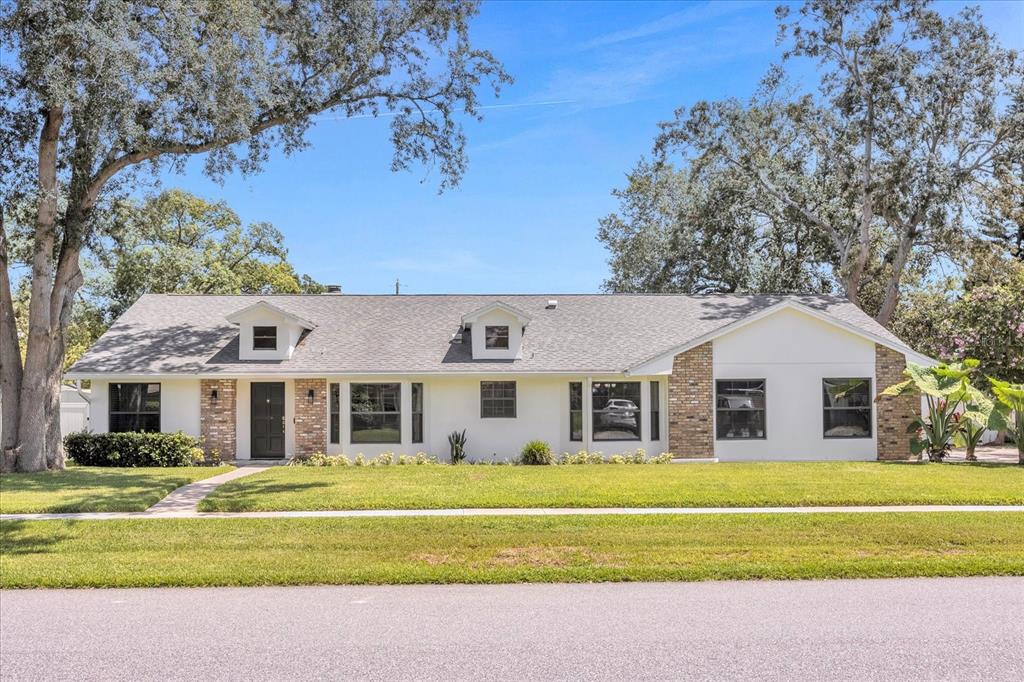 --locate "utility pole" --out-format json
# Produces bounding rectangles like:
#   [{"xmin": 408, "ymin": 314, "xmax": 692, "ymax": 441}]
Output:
[{"xmin": 395, "ymin": 278, "xmax": 400, "ymax": 295}]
